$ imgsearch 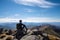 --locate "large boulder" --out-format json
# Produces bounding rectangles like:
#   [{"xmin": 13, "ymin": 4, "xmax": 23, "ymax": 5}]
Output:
[{"xmin": 21, "ymin": 35, "xmax": 41, "ymax": 40}]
